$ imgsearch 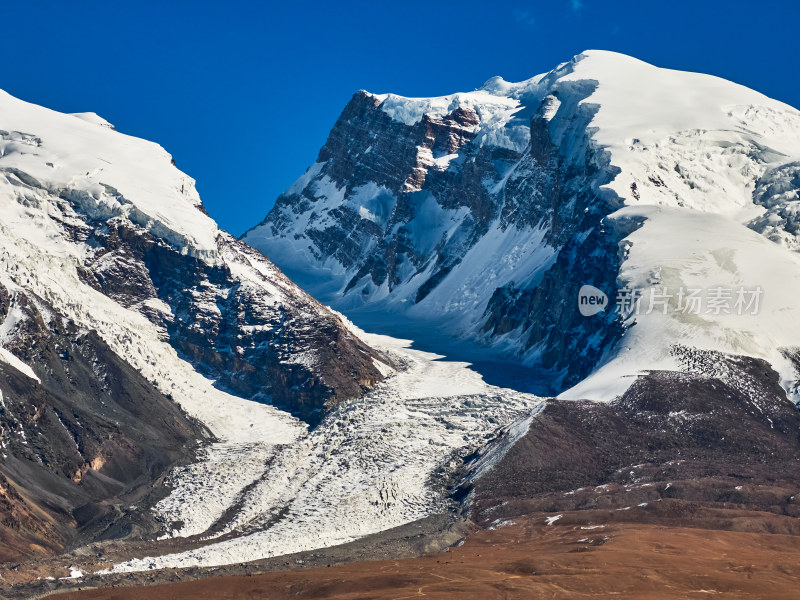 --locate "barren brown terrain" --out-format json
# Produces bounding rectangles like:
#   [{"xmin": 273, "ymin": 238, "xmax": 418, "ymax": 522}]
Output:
[{"xmin": 48, "ymin": 512, "xmax": 800, "ymax": 600}]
